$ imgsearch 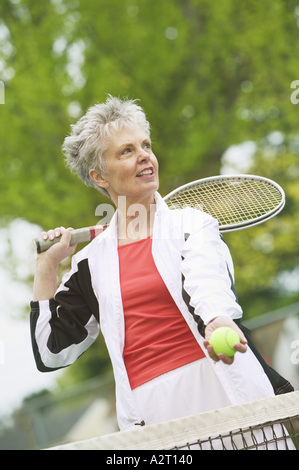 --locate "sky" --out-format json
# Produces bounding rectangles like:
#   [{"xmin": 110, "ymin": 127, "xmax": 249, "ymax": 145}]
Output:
[{"xmin": 0, "ymin": 219, "xmax": 61, "ymax": 419}]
